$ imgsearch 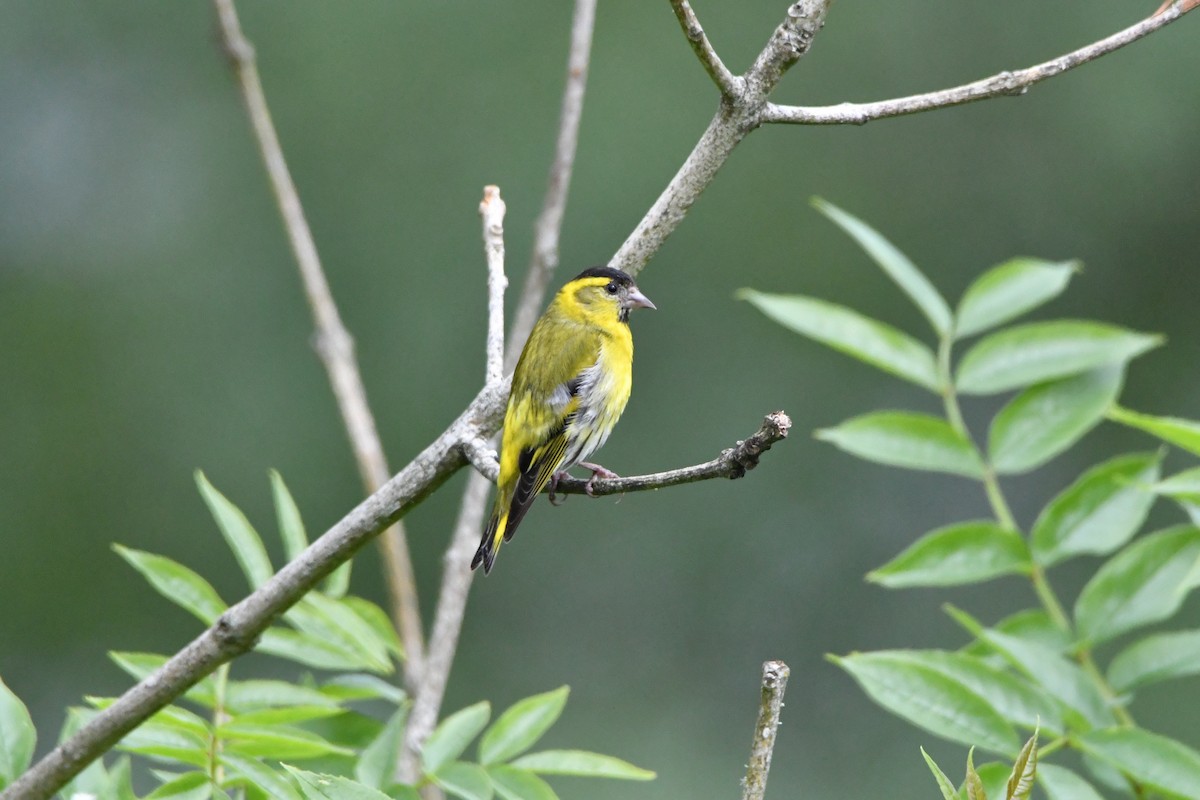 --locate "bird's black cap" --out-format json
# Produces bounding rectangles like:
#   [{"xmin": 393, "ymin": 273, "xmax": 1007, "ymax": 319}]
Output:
[{"xmin": 573, "ymin": 266, "xmax": 635, "ymax": 285}]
